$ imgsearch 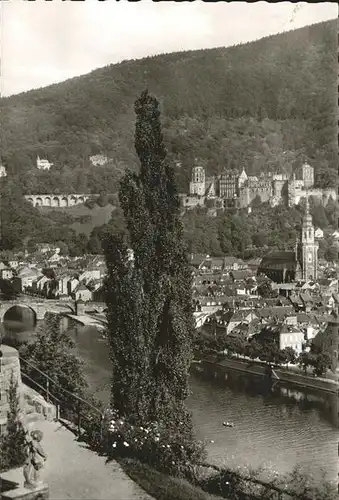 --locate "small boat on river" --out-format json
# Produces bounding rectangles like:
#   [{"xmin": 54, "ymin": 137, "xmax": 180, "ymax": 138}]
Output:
[{"xmin": 222, "ymin": 421, "xmax": 234, "ymax": 428}]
